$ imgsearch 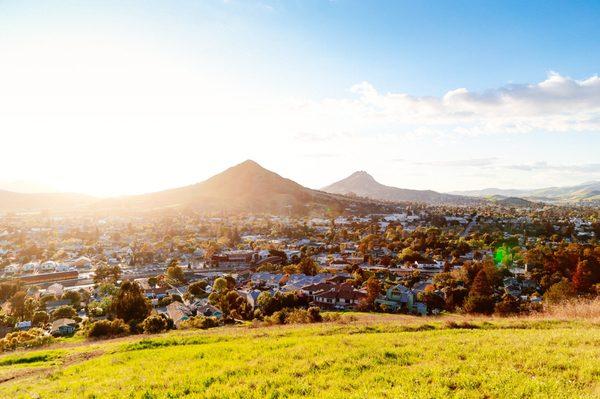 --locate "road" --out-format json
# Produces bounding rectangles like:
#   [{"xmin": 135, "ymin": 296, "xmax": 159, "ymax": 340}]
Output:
[{"xmin": 460, "ymin": 214, "xmax": 478, "ymax": 238}]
